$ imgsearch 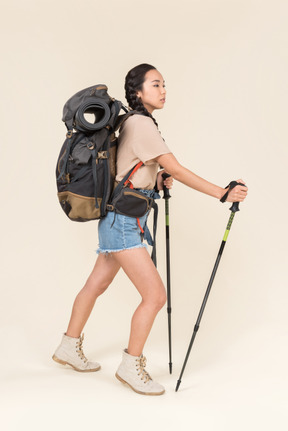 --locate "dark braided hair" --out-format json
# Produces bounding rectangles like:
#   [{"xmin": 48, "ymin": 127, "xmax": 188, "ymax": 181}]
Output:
[{"xmin": 125, "ymin": 63, "xmax": 159, "ymax": 128}]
